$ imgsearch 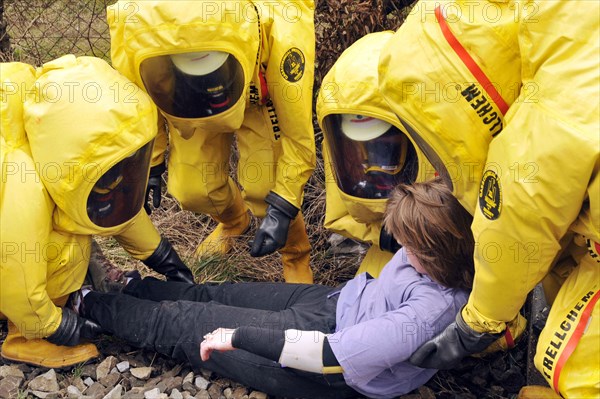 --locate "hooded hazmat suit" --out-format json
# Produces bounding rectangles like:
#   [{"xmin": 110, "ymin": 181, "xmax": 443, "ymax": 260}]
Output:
[
  {"xmin": 316, "ymin": 31, "xmax": 435, "ymax": 277},
  {"xmin": 107, "ymin": 0, "xmax": 316, "ymax": 283},
  {"xmin": 378, "ymin": 1, "xmax": 599, "ymax": 396},
  {"xmin": 0, "ymin": 56, "xmax": 193, "ymax": 367}
]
